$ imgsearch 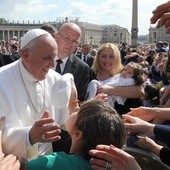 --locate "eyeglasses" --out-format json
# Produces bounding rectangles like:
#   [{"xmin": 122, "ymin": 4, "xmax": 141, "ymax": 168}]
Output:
[{"xmin": 58, "ymin": 32, "xmax": 80, "ymax": 46}]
